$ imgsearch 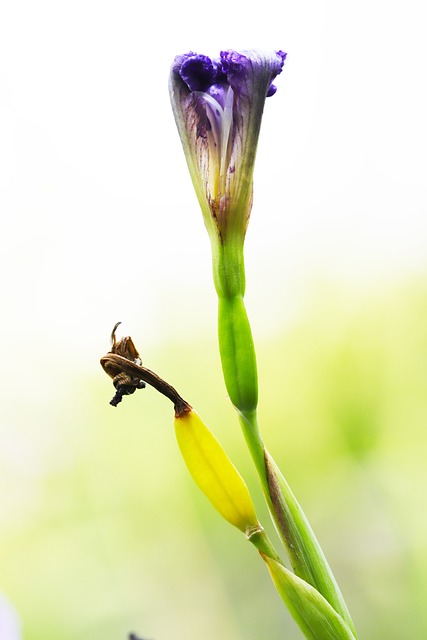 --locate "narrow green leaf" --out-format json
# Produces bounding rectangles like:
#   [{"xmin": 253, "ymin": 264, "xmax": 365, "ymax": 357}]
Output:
[
  {"xmin": 264, "ymin": 452, "xmax": 358, "ymax": 637},
  {"xmin": 262, "ymin": 555, "xmax": 357, "ymax": 640}
]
